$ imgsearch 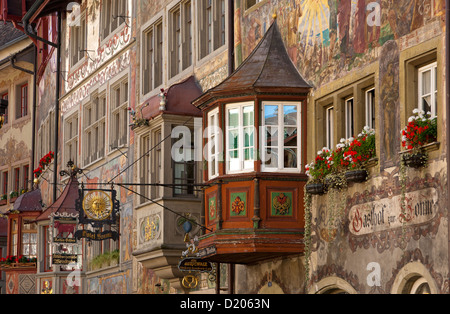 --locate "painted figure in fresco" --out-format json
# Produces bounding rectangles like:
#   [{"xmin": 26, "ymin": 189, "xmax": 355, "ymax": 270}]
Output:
[
  {"xmin": 387, "ymin": 0, "xmax": 428, "ymax": 40},
  {"xmin": 287, "ymin": 0, "xmax": 302, "ymax": 64},
  {"xmin": 328, "ymin": 0, "xmax": 338, "ymax": 61},
  {"xmin": 379, "ymin": 40, "xmax": 400, "ymax": 167},
  {"xmin": 353, "ymin": 0, "xmax": 367, "ymax": 54},
  {"xmin": 338, "ymin": 0, "xmax": 352, "ymax": 59},
  {"xmin": 367, "ymin": 0, "xmax": 381, "ymax": 48}
]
